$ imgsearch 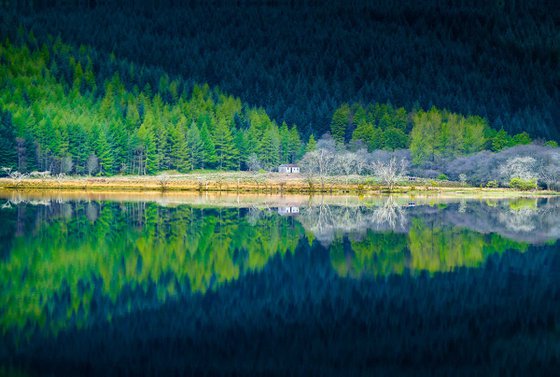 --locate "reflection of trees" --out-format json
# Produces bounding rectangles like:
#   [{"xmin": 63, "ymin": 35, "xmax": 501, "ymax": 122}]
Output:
[
  {"xmin": 296, "ymin": 198, "xmax": 559, "ymax": 280},
  {"xmin": 298, "ymin": 197, "xmax": 408, "ymax": 246},
  {"xmin": 371, "ymin": 196, "xmax": 407, "ymax": 230},
  {"xmin": 298, "ymin": 197, "xmax": 560, "ymax": 247},
  {"xmin": 443, "ymin": 198, "xmax": 560, "ymax": 243},
  {"xmin": 0, "ymin": 203, "xmax": 302, "ymax": 338},
  {"xmin": 1, "ymin": 197, "xmax": 559, "ymax": 342}
]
